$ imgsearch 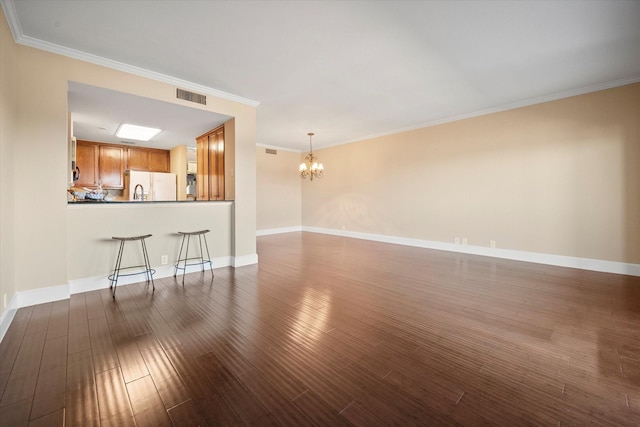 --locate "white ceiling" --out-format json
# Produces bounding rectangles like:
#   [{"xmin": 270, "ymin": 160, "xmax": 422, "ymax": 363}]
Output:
[{"xmin": 4, "ymin": 0, "xmax": 640, "ymax": 151}]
